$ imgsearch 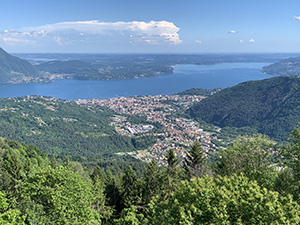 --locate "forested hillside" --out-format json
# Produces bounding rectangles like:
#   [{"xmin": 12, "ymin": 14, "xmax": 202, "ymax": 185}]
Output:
[
  {"xmin": 0, "ymin": 96, "xmax": 156, "ymax": 159},
  {"xmin": 0, "ymin": 48, "xmax": 40, "ymax": 83},
  {"xmin": 176, "ymin": 87, "xmax": 221, "ymax": 96},
  {"xmin": 187, "ymin": 76, "xmax": 300, "ymax": 140},
  {"xmin": 1, "ymin": 132, "xmax": 300, "ymax": 224},
  {"xmin": 262, "ymin": 56, "xmax": 300, "ymax": 76}
]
